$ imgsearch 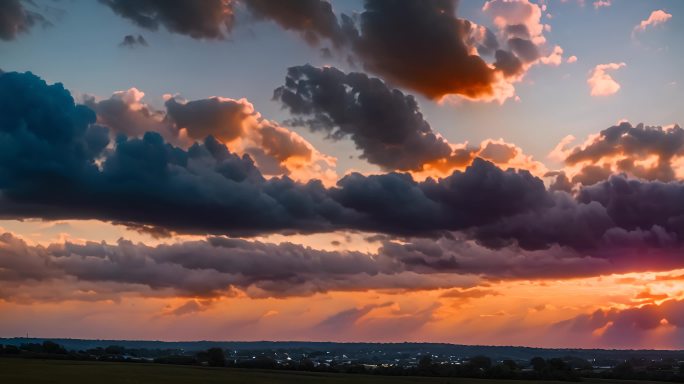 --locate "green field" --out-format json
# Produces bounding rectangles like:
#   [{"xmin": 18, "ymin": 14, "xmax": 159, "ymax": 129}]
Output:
[{"xmin": 0, "ymin": 359, "xmax": 666, "ymax": 384}]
